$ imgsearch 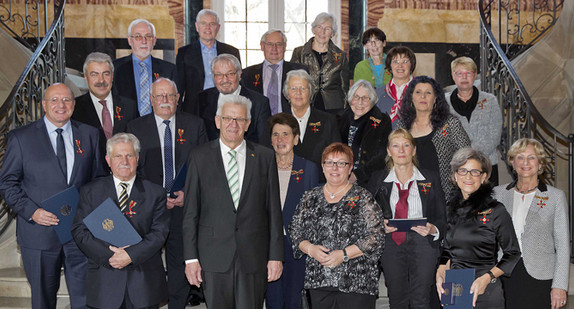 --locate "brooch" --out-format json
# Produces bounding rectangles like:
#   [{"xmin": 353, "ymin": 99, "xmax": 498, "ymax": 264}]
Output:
[
  {"xmin": 309, "ymin": 121, "xmax": 321, "ymax": 133},
  {"xmin": 370, "ymin": 116, "xmax": 381, "ymax": 128},
  {"xmin": 253, "ymin": 74, "xmax": 261, "ymax": 87},
  {"xmin": 291, "ymin": 169, "xmax": 304, "ymax": 183},
  {"xmin": 333, "ymin": 53, "xmax": 342, "ymax": 63},
  {"xmin": 418, "ymin": 182, "xmax": 431, "ymax": 195},
  {"xmin": 75, "ymin": 139, "xmax": 84, "ymax": 156},
  {"xmin": 439, "ymin": 123, "xmax": 450, "ymax": 137},
  {"xmin": 477, "ymin": 98, "xmax": 487, "ymax": 109},
  {"xmin": 177, "ymin": 129, "xmax": 186, "ymax": 144},
  {"xmin": 126, "ymin": 201, "xmax": 137, "ymax": 217},
  {"xmin": 535, "ymin": 195, "xmax": 548, "ymax": 208},
  {"xmin": 478, "ymin": 208, "xmax": 492, "ymax": 224},
  {"xmin": 345, "ymin": 196, "xmax": 359, "ymax": 209},
  {"xmin": 114, "ymin": 106, "xmax": 123, "ymax": 120}
]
